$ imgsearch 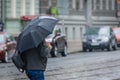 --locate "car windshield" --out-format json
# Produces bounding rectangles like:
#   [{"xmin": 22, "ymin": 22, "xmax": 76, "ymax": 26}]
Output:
[
  {"xmin": 113, "ymin": 29, "xmax": 120, "ymax": 34},
  {"xmin": 0, "ymin": 34, "xmax": 5, "ymax": 43},
  {"xmin": 85, "ymin": 27, "xmax": 109, "ymax": 36}
]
